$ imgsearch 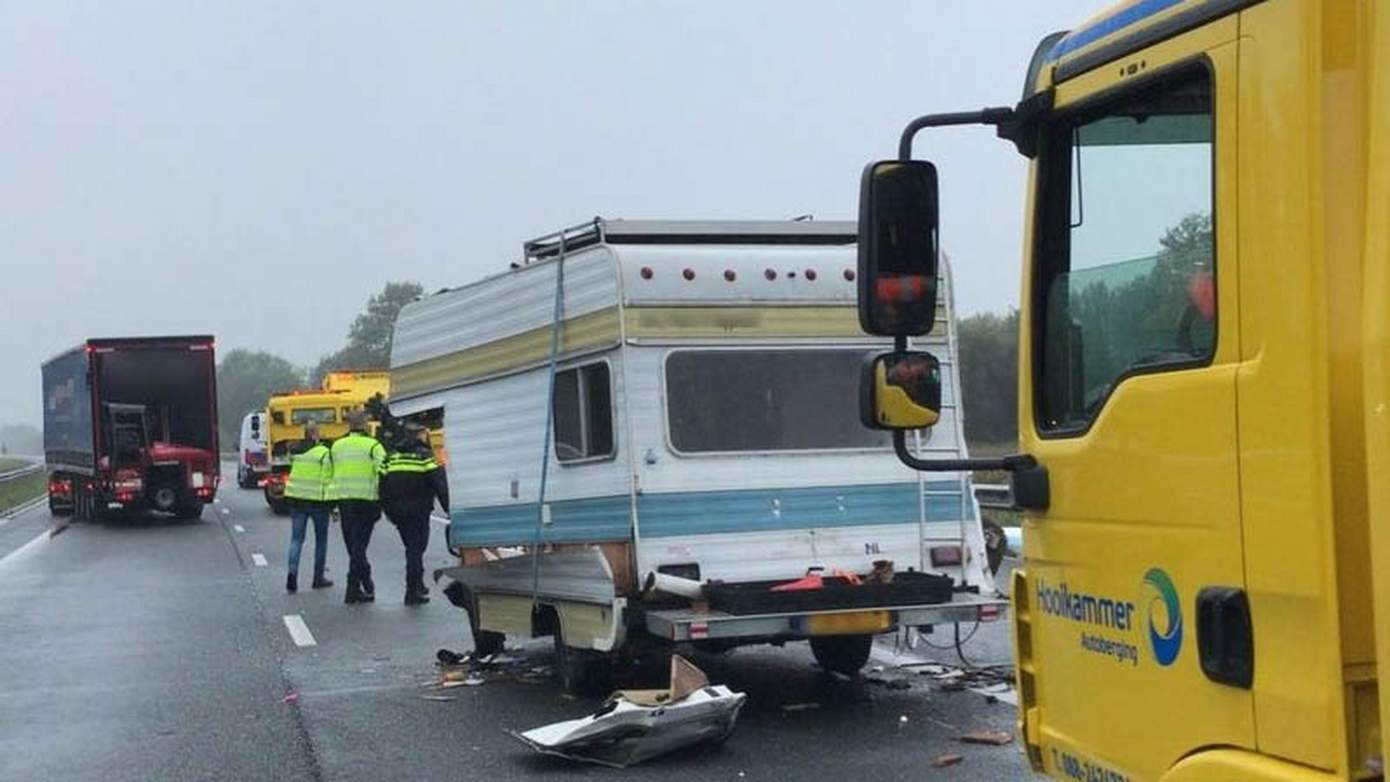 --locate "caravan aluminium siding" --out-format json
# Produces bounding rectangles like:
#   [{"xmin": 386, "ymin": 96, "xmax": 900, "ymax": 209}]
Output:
[{"xmin": 390, "ymin": 247, "xmax": 622, "ymax": 403}]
